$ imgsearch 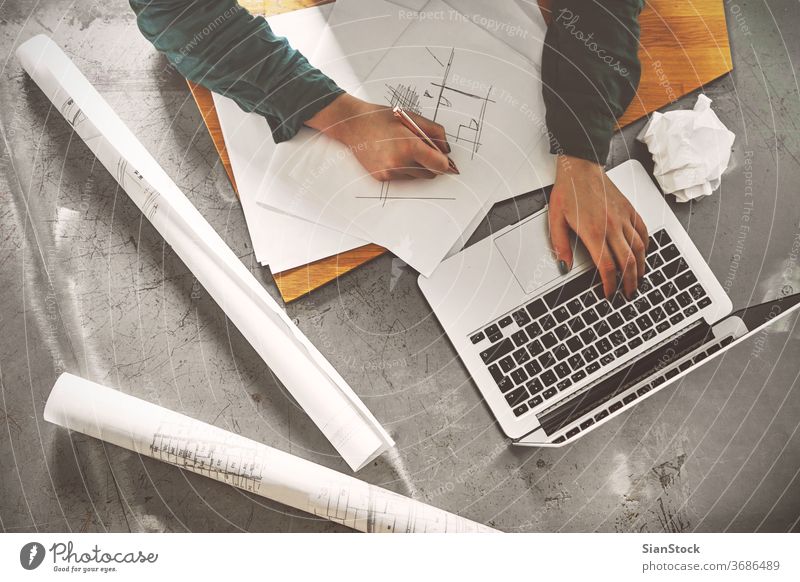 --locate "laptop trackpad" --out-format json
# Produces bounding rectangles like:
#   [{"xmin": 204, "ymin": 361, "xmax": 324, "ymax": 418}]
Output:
[{"xmin": 494, "ymin": 211, "xmax": 591, "ymax": 294}]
